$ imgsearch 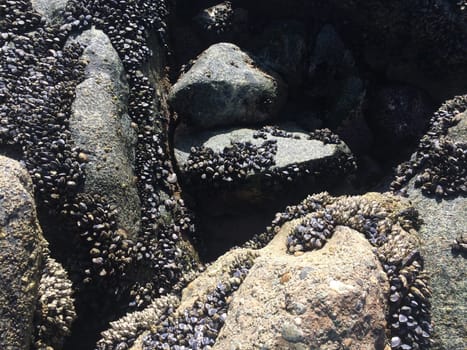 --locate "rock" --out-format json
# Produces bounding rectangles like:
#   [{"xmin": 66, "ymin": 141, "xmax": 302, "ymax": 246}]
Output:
[
  {"xmin": 0, "ymin": 156, "xmax": 76, "ymax": 350},
  {"xmin": 31, "ymin": 0, "xmax": 68, "ymax": 24},
  {"xmin": 169, "ymin": 43, "xmax": 287, "ymax": 129},
  {"xmin": 0, "ymin": 155, "xmax": 45, "ymax": 350},
  {"xmin": 124, "ymin": 192, "xmax": 429, "ymax": 350},
  {"xmin": 214, "ymin": 226, "xmax": 387, "ymax": 350},
  {"xmin": 252, "ymin": 20, "xmax": 307, "ymax": 88},
  {"xmin": 192, "ymin": 1, "xmax": 248, "ymax": 44},
  {"xmin": 367, "ymin": 84, "xmax": 433, "ymax": 153},
  {"xmin": 398, "ymin": 102, "xmax": 466, "ymax": 350},
  {"xmin": 405, "ymin": 187, "xmax": 466, "ymax": 350},
  {"xmin": 67, "ymin": 27, "xmax": 141, "ymax": 240},
  {"xmin": 175, "ymin": 123, "xmax": 354, "ymax": 203},
  {"xmin": 306, "ymin": 25, "xmax": 366, "ymax": 129}
]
